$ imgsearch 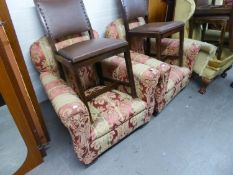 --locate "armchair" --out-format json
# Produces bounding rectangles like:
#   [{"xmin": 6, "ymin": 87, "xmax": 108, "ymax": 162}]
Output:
[
  {"xmin": 105, "ymin": 18, "xmax": 199, "ymax": 112},
  {"xmin": 30, "ymin": 31, "xmax": 160, "ymax": 164},
  {"xmin": 182, "ymin": 0, "xmax": 233, "ymax": 93}
]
